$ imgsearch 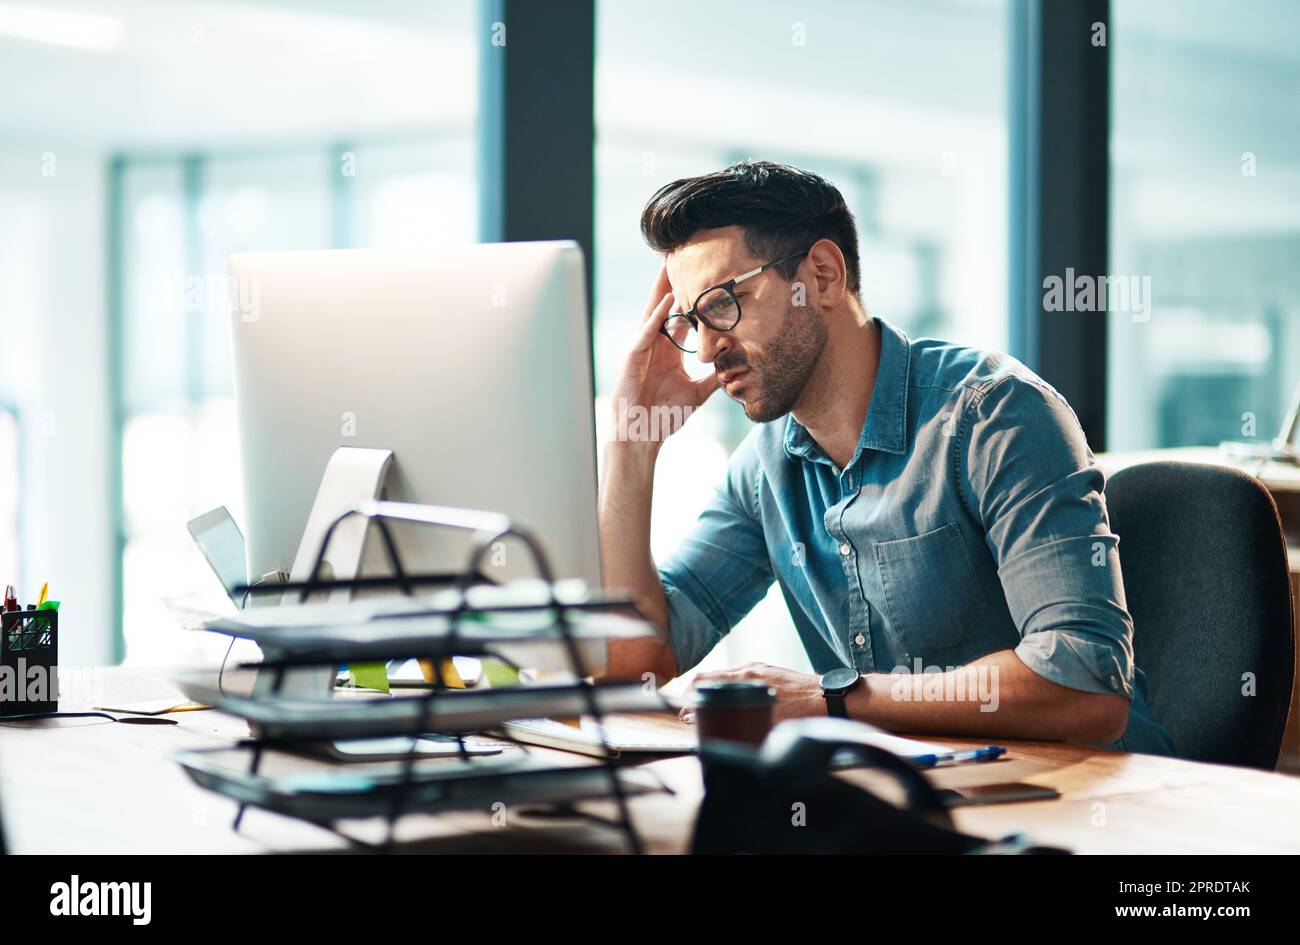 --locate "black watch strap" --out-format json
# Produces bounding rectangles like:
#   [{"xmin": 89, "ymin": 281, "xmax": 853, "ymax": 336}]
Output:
[{"xmin": 824, "ymin": 690, "xmax": 850, "ymax": 719}]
